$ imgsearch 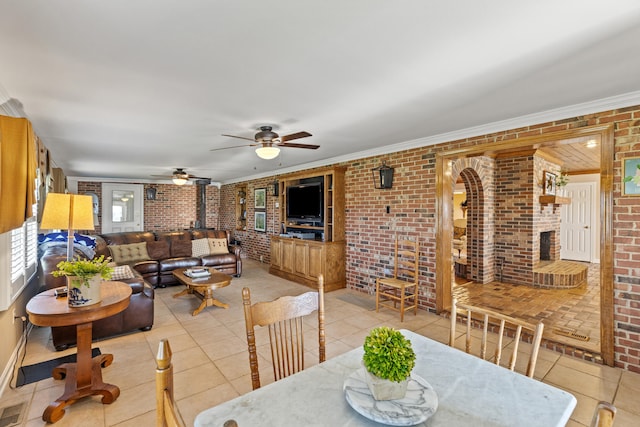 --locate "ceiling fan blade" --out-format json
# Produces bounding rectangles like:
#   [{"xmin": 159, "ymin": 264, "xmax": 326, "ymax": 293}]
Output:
[
  {"xmin": 222, "ymin": 134, "xmax": 256, "ymax": 142},
  {"xmin": 280, "ymin": 131, "xmax": 312, "ymax": 142},
  {"xmin": 210, "ymin": 144, "xmax": 256, "ymax": 152},
  {"xmin": 279, "ymin": 142, "xmax": 320, "ymax": 149}
]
